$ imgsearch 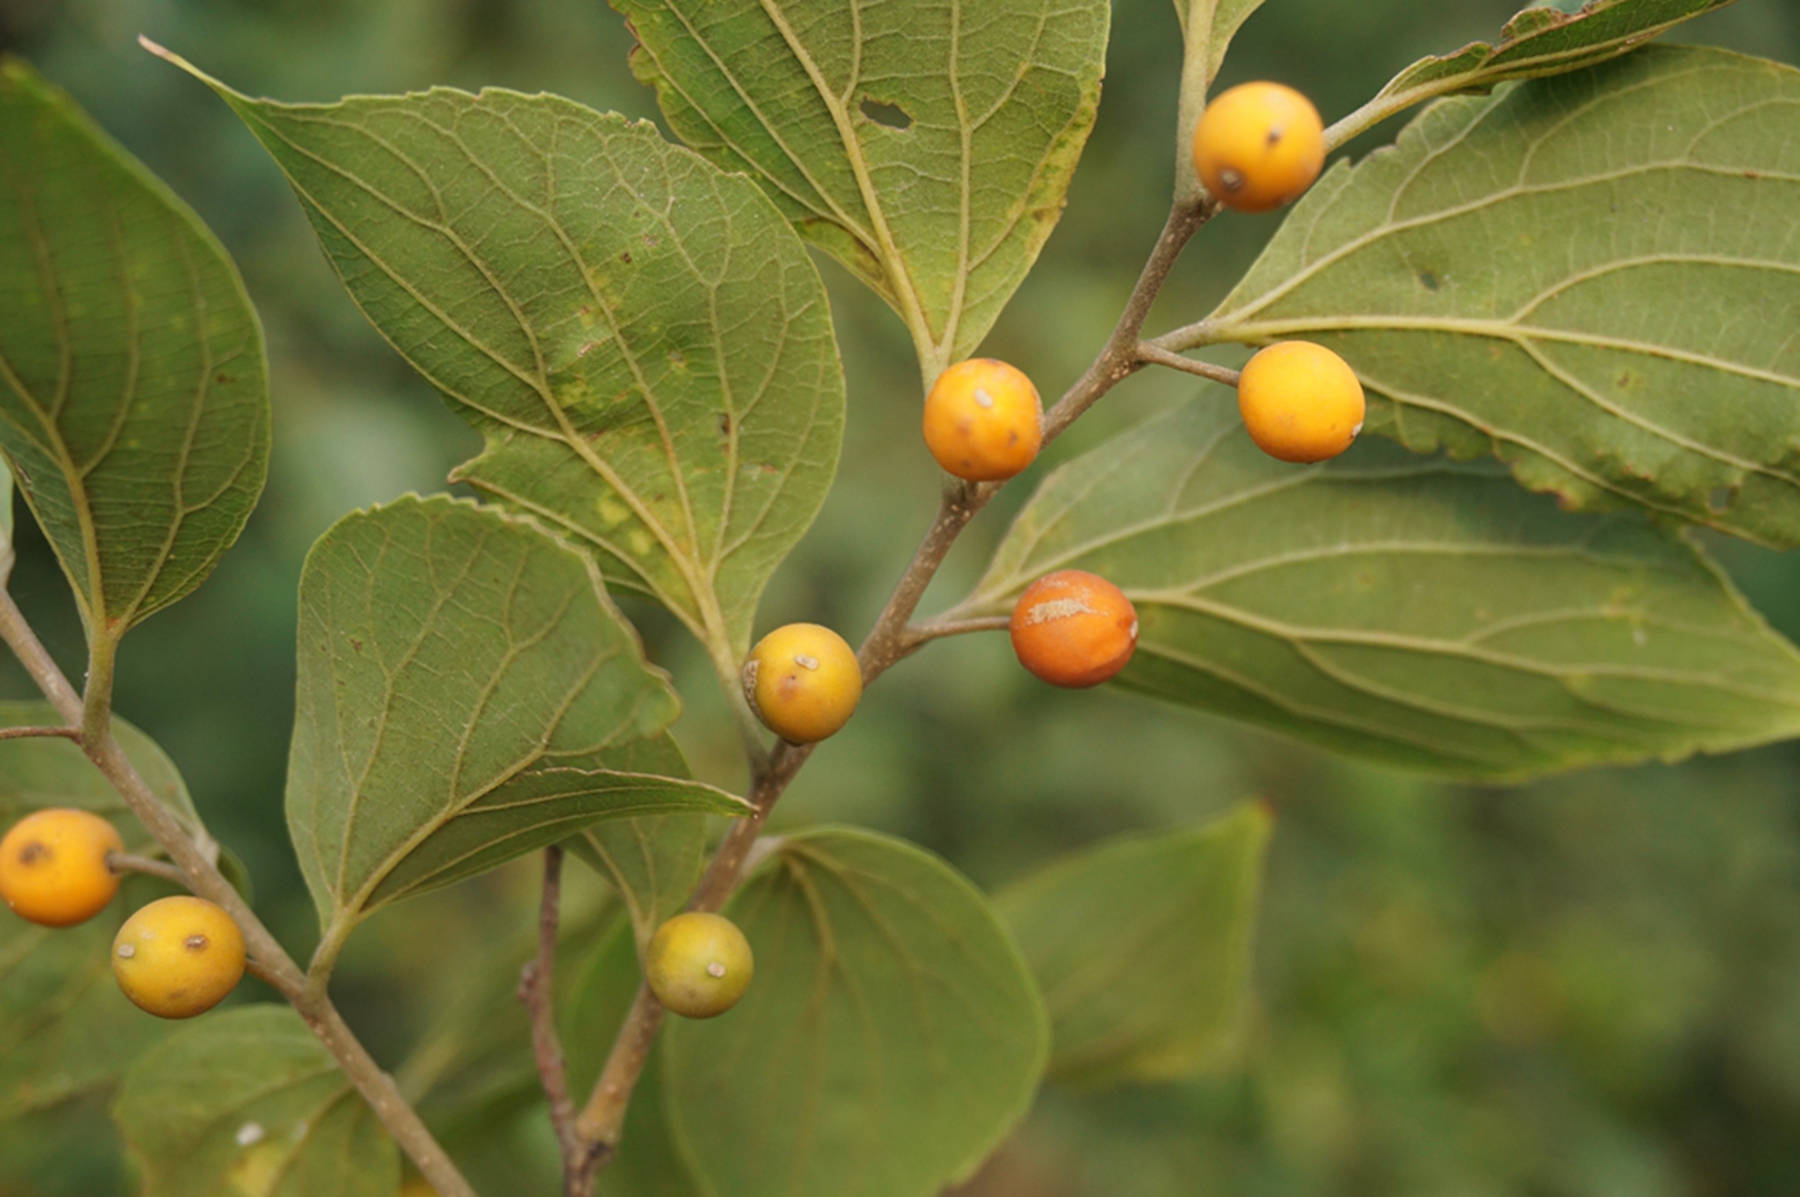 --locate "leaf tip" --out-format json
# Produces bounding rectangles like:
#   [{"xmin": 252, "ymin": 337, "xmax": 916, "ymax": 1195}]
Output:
[{"xmin": 137, "ymin": 36, "xmax": 226, "ymax": 94}]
